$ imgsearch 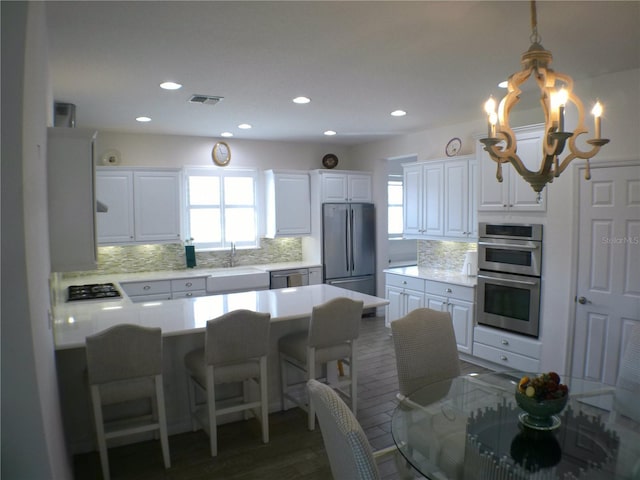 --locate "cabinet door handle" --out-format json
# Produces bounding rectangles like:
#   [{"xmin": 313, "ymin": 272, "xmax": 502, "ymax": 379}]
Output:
[
  {"xmin": 186, "ymin": 282, "xmax": 192, "ymax": 287},
  {"xmin": 143, "ymin": 285, "xmax": 151, "ymax": 290},
  {"xmin": 500, "ymin": 355, "xmax": 508, "ymax": 361},
  {"xmin": 501, "ymin": 339, "xmax": 509, "ymax": 345}
]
